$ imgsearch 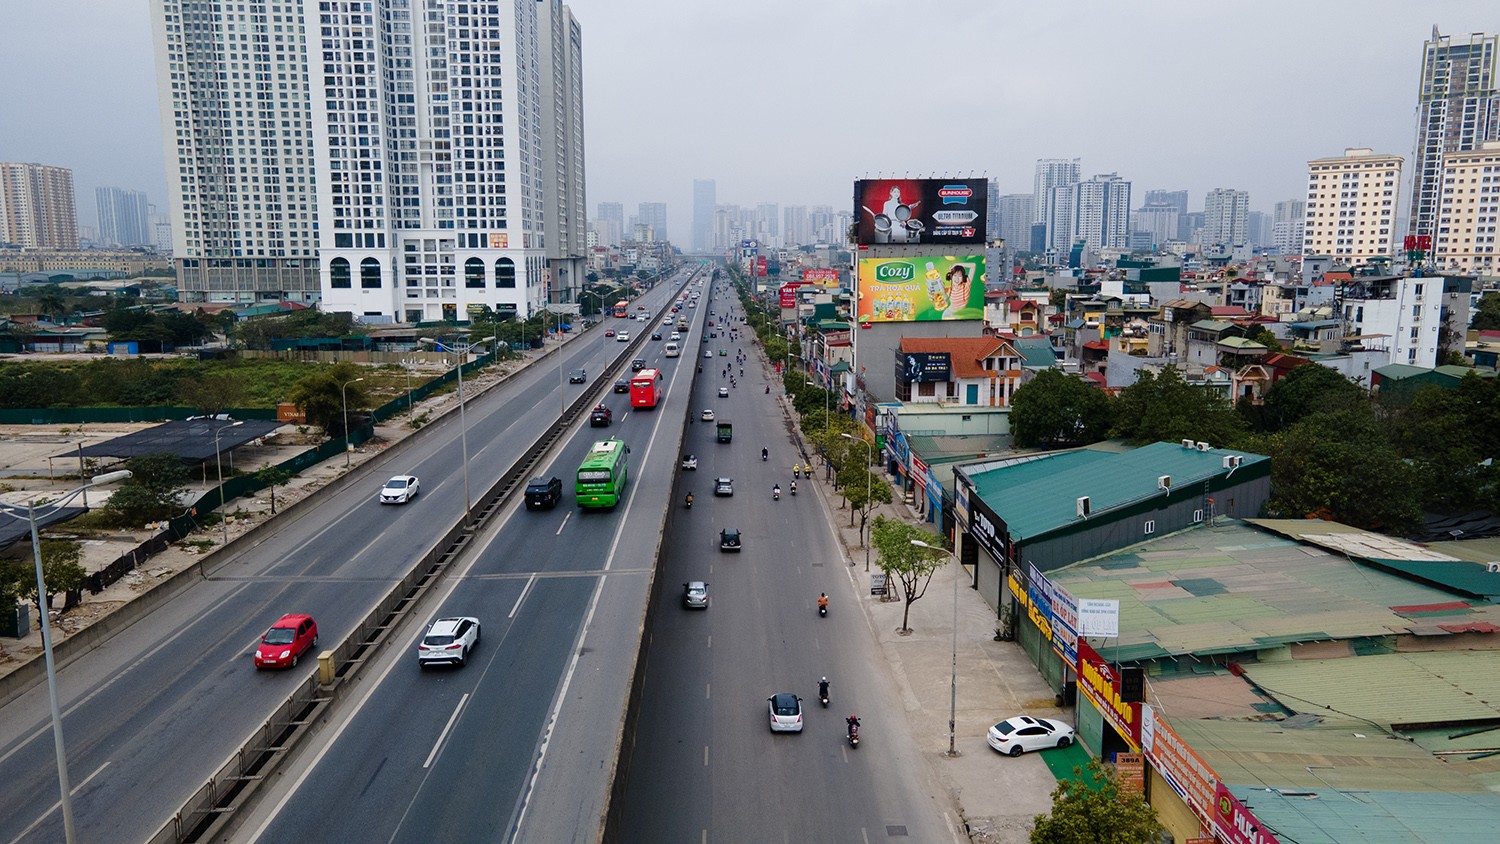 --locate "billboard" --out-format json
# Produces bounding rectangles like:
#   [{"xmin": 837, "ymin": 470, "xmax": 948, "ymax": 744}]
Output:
[
  {"xmin": 856, "ymin": 255, "xmax": 985, "ymax": 322},
  {"xmin": 901, "ymin": 351, "xmax": 951, "ymax": 383},
  {"xmin": 803, "ymin": 268, "xmax": 840, "ymax": 287},
  {"xmin": 779, "ymin": 283, "xmax": 803, "ymax": 309},
  {"xmin": 854, "ymin": 178, "xmax": 988, "ymax": 245}
]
